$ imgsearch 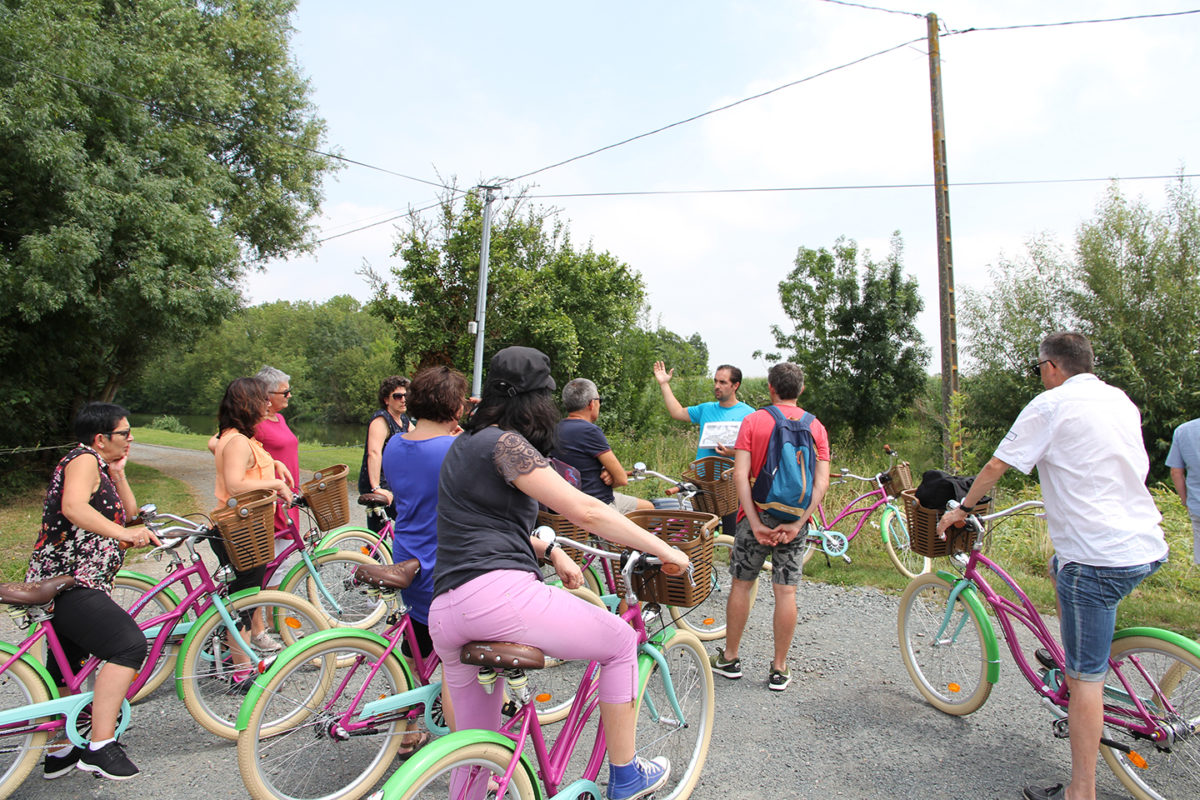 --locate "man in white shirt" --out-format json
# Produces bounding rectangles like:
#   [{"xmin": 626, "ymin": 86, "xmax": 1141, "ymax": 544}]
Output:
[{"xmin": 938, "ymin": 332, "xmax": 1168, "ymax": 800}]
